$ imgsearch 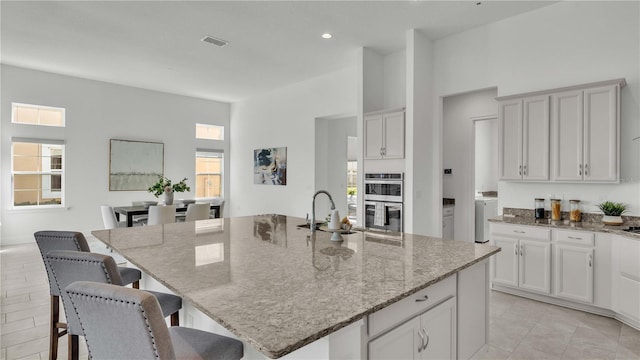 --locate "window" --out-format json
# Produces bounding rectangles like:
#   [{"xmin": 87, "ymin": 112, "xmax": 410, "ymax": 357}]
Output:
[
  {"xmin": 12, "ymin": 139, "xmax": 65, "ymax": 207},
  {"xmin": 12, "ymin": 103, "xmax": 65, "ymax": 127},
  {"xmin": 196, "ymin": 123, "xmax": 224, "ymax": 140},
  {"xmin": 195, "ymin": 150, "xmax": 223, "ymax": 198}
]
